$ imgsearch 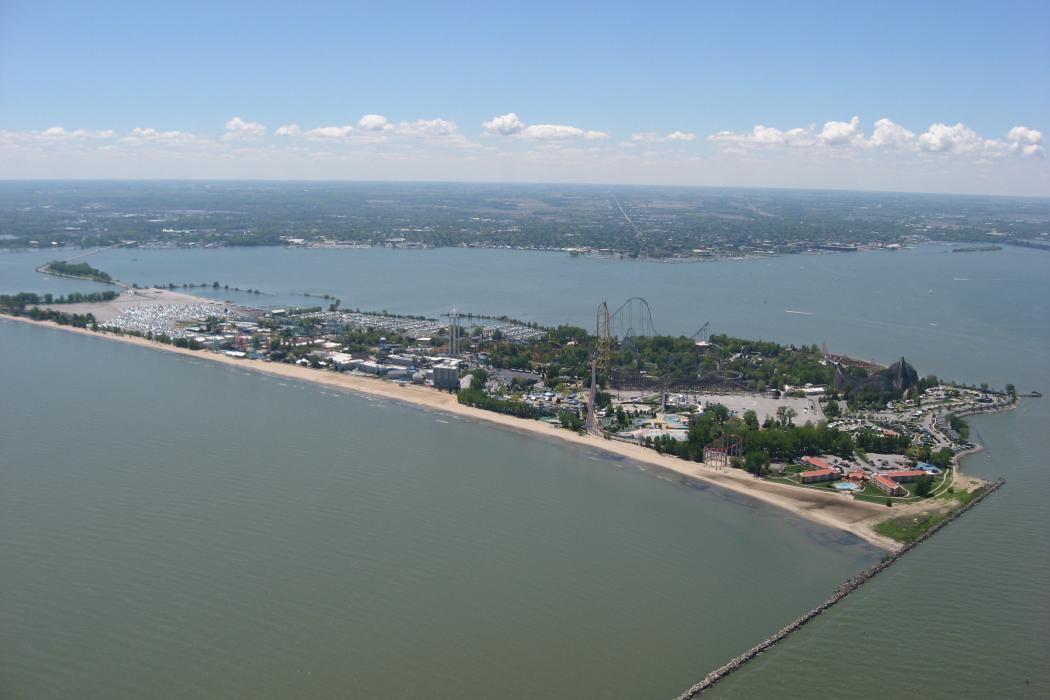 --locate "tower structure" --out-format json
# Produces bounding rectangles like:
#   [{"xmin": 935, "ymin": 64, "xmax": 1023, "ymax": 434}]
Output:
[
  {"xmin": 448, "ymin": 308, "xmax": 461, "ymax": 355},
  {"xmin": 595, "ymin": 301, "xmax": 612, "ymax": 373}
]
